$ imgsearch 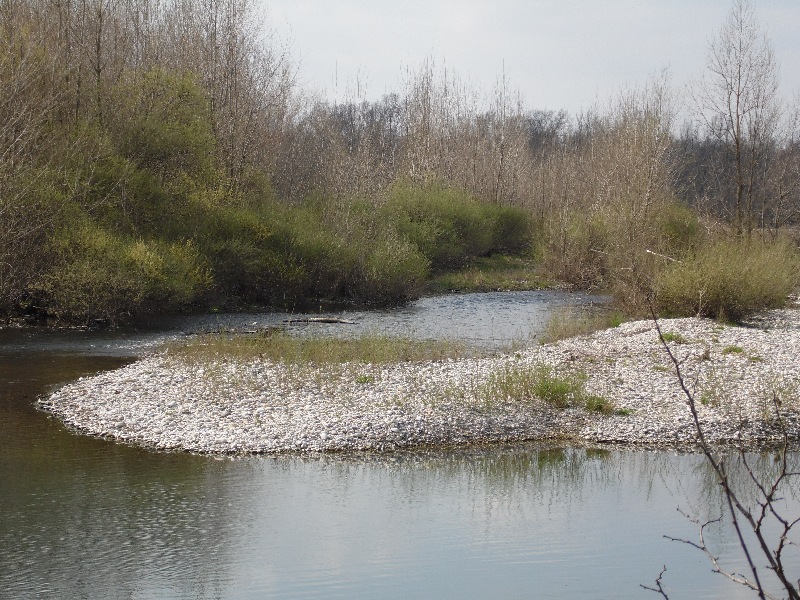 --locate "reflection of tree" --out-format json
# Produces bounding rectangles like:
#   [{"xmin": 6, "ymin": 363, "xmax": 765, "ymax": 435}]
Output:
[{"xmin": 308, "ymin": 442, "xmax": 685, "ymax": 520}]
